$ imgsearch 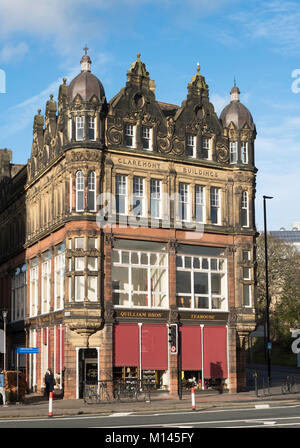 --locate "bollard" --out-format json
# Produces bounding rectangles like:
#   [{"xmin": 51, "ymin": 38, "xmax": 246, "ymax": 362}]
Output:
[
  {"xmin": 48, "ymin": 392, "xmax": 53, "ymax": 418},
  {"xmin": 191, "ymin": 386, "xmax": 196, "ymax": 411}
]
